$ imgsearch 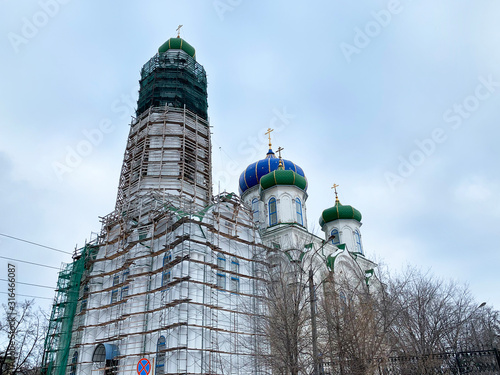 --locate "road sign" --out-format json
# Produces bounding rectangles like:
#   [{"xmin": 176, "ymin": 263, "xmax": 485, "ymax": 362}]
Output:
[{"xmin": 137, "ymin": 358, "xmax": 151, "ymax": 375}]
